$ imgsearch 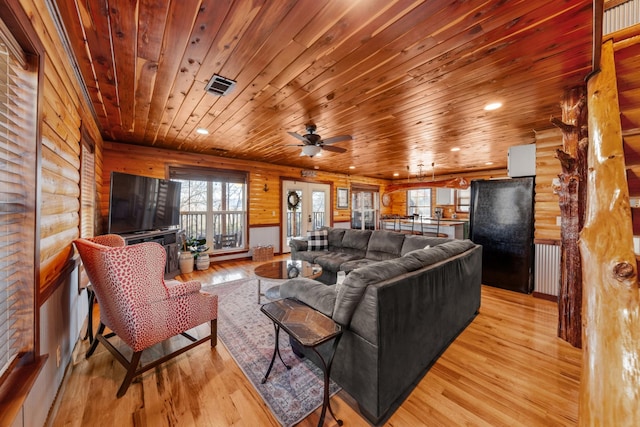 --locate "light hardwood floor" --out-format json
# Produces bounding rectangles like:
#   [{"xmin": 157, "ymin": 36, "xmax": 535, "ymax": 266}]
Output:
[{"xmin": 49, "ymin": 255, "xmax": 581, "ymax": 427}]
